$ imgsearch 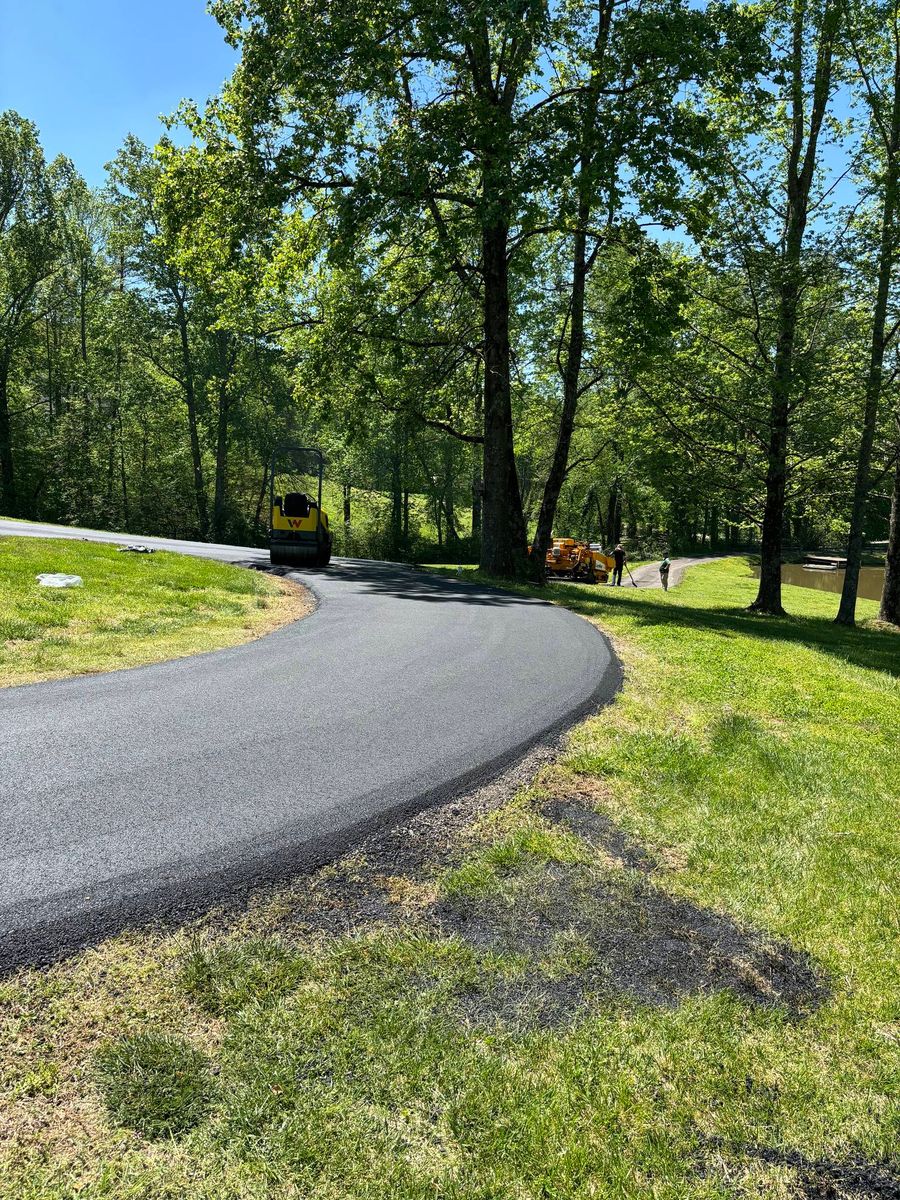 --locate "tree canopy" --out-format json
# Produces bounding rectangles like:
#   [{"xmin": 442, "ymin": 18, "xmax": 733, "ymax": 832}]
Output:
[{"xmin": 2, "ymin": 0, "xmax": 900, "ymax": 623}]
